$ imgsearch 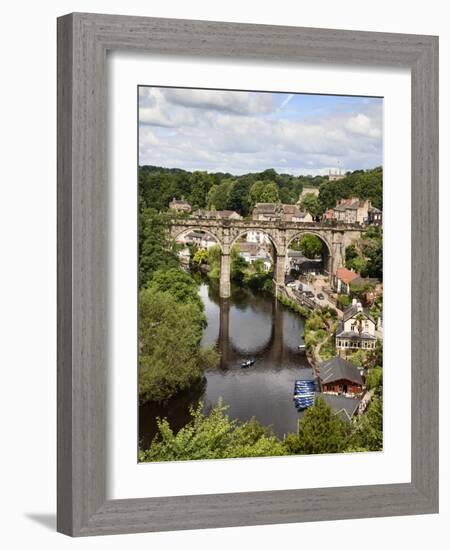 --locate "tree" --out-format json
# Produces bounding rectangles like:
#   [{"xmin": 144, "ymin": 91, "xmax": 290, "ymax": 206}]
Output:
[
  {"xmin": 366, "ymin": 366, "xmax": 383, "ymax": 390},
  {"xmin": 147, "ymin": 268, "xmax": 205, "ymax": 313},
  {"xmin": 299, "ymin": 193, "xmax": 322, "ymax": 218},
  {"xmin": 207, "ymin": 245, "xmax": 222, "ymax": 279},
  {"xmin": 249, "ymin": 180, "xmax": 279, "ymax": 208},
  {"xmin": 284, "ymin": 397, "xmax": 349, "ymax": 454},
  {"xmin": 227, "ymin": 179, "xmax": 251, "ymax": 215},
  {"xmin": 208, "ymin": 179, "xmax": 233, "ymax": 211},
  {"xmin": 348, "ymin": 396, "xmax": 383, "ymax": 451},
  {"xmin": 361, "ymin": 240, "xmax": 383, "ymax": 280},
  {"xmin": 139, "ymin": 288, "xmax": 218, "ymax": 403},
  {"xmin": 139, "ymin": 401, "xmax": 286, "ymax": 461},
  {"xmin": 139, "ymin": 208, "xmax": 179, "ymax": 288},
  {"xmin": 298, "ymin": 234, "xmax": 324, "ymax": 258},
  {"xmin": 191, "ymin": 248, "xmax": 209, "ymax": 267}
]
